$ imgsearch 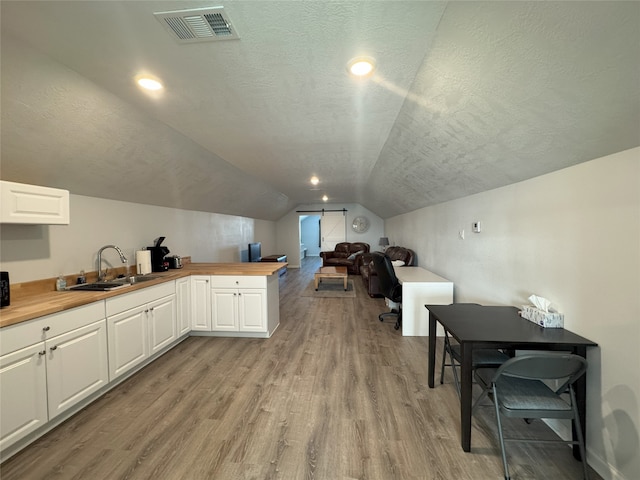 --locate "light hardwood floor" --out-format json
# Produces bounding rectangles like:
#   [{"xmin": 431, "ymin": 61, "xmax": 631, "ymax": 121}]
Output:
[{"xmin": 1, "ymin": 257, "xmax": 601, "ymax": 479}]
